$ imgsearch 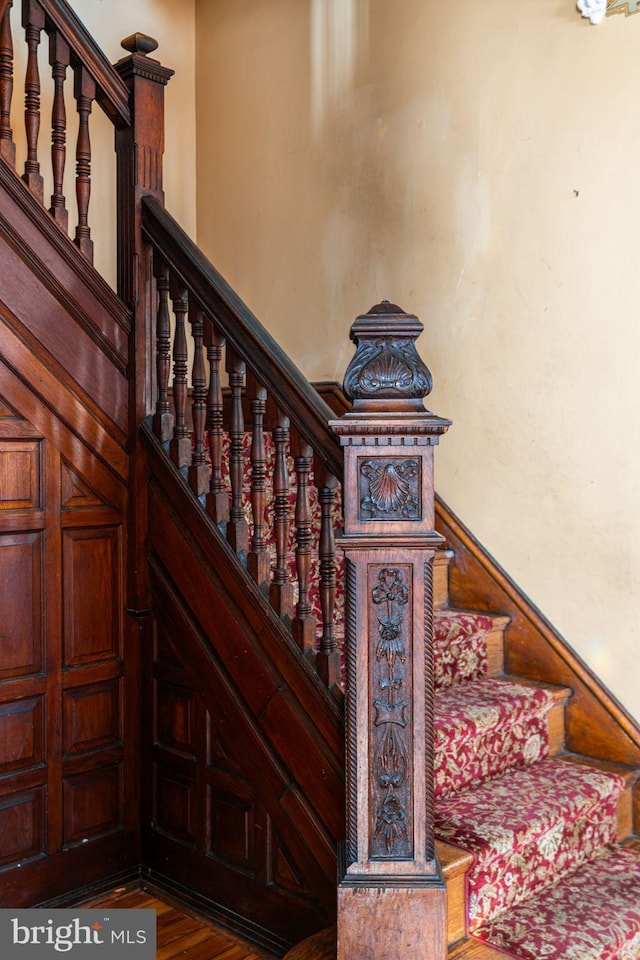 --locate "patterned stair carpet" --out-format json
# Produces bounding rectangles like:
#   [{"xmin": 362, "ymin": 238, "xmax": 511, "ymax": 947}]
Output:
[
  {"xmin": 433, "ymin": 612, "xmax": 640, "ymax": 958},
  {"xmin": 474, "ymin": 845, "xmax": 640, "ymax": 960},
  {"xmin": 216, "ymin": 430, "xmax": 640, "ymax": 957},
  {"xmin": 434, "ymin": 677, "xmax": 555, "ymax": 799}
]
